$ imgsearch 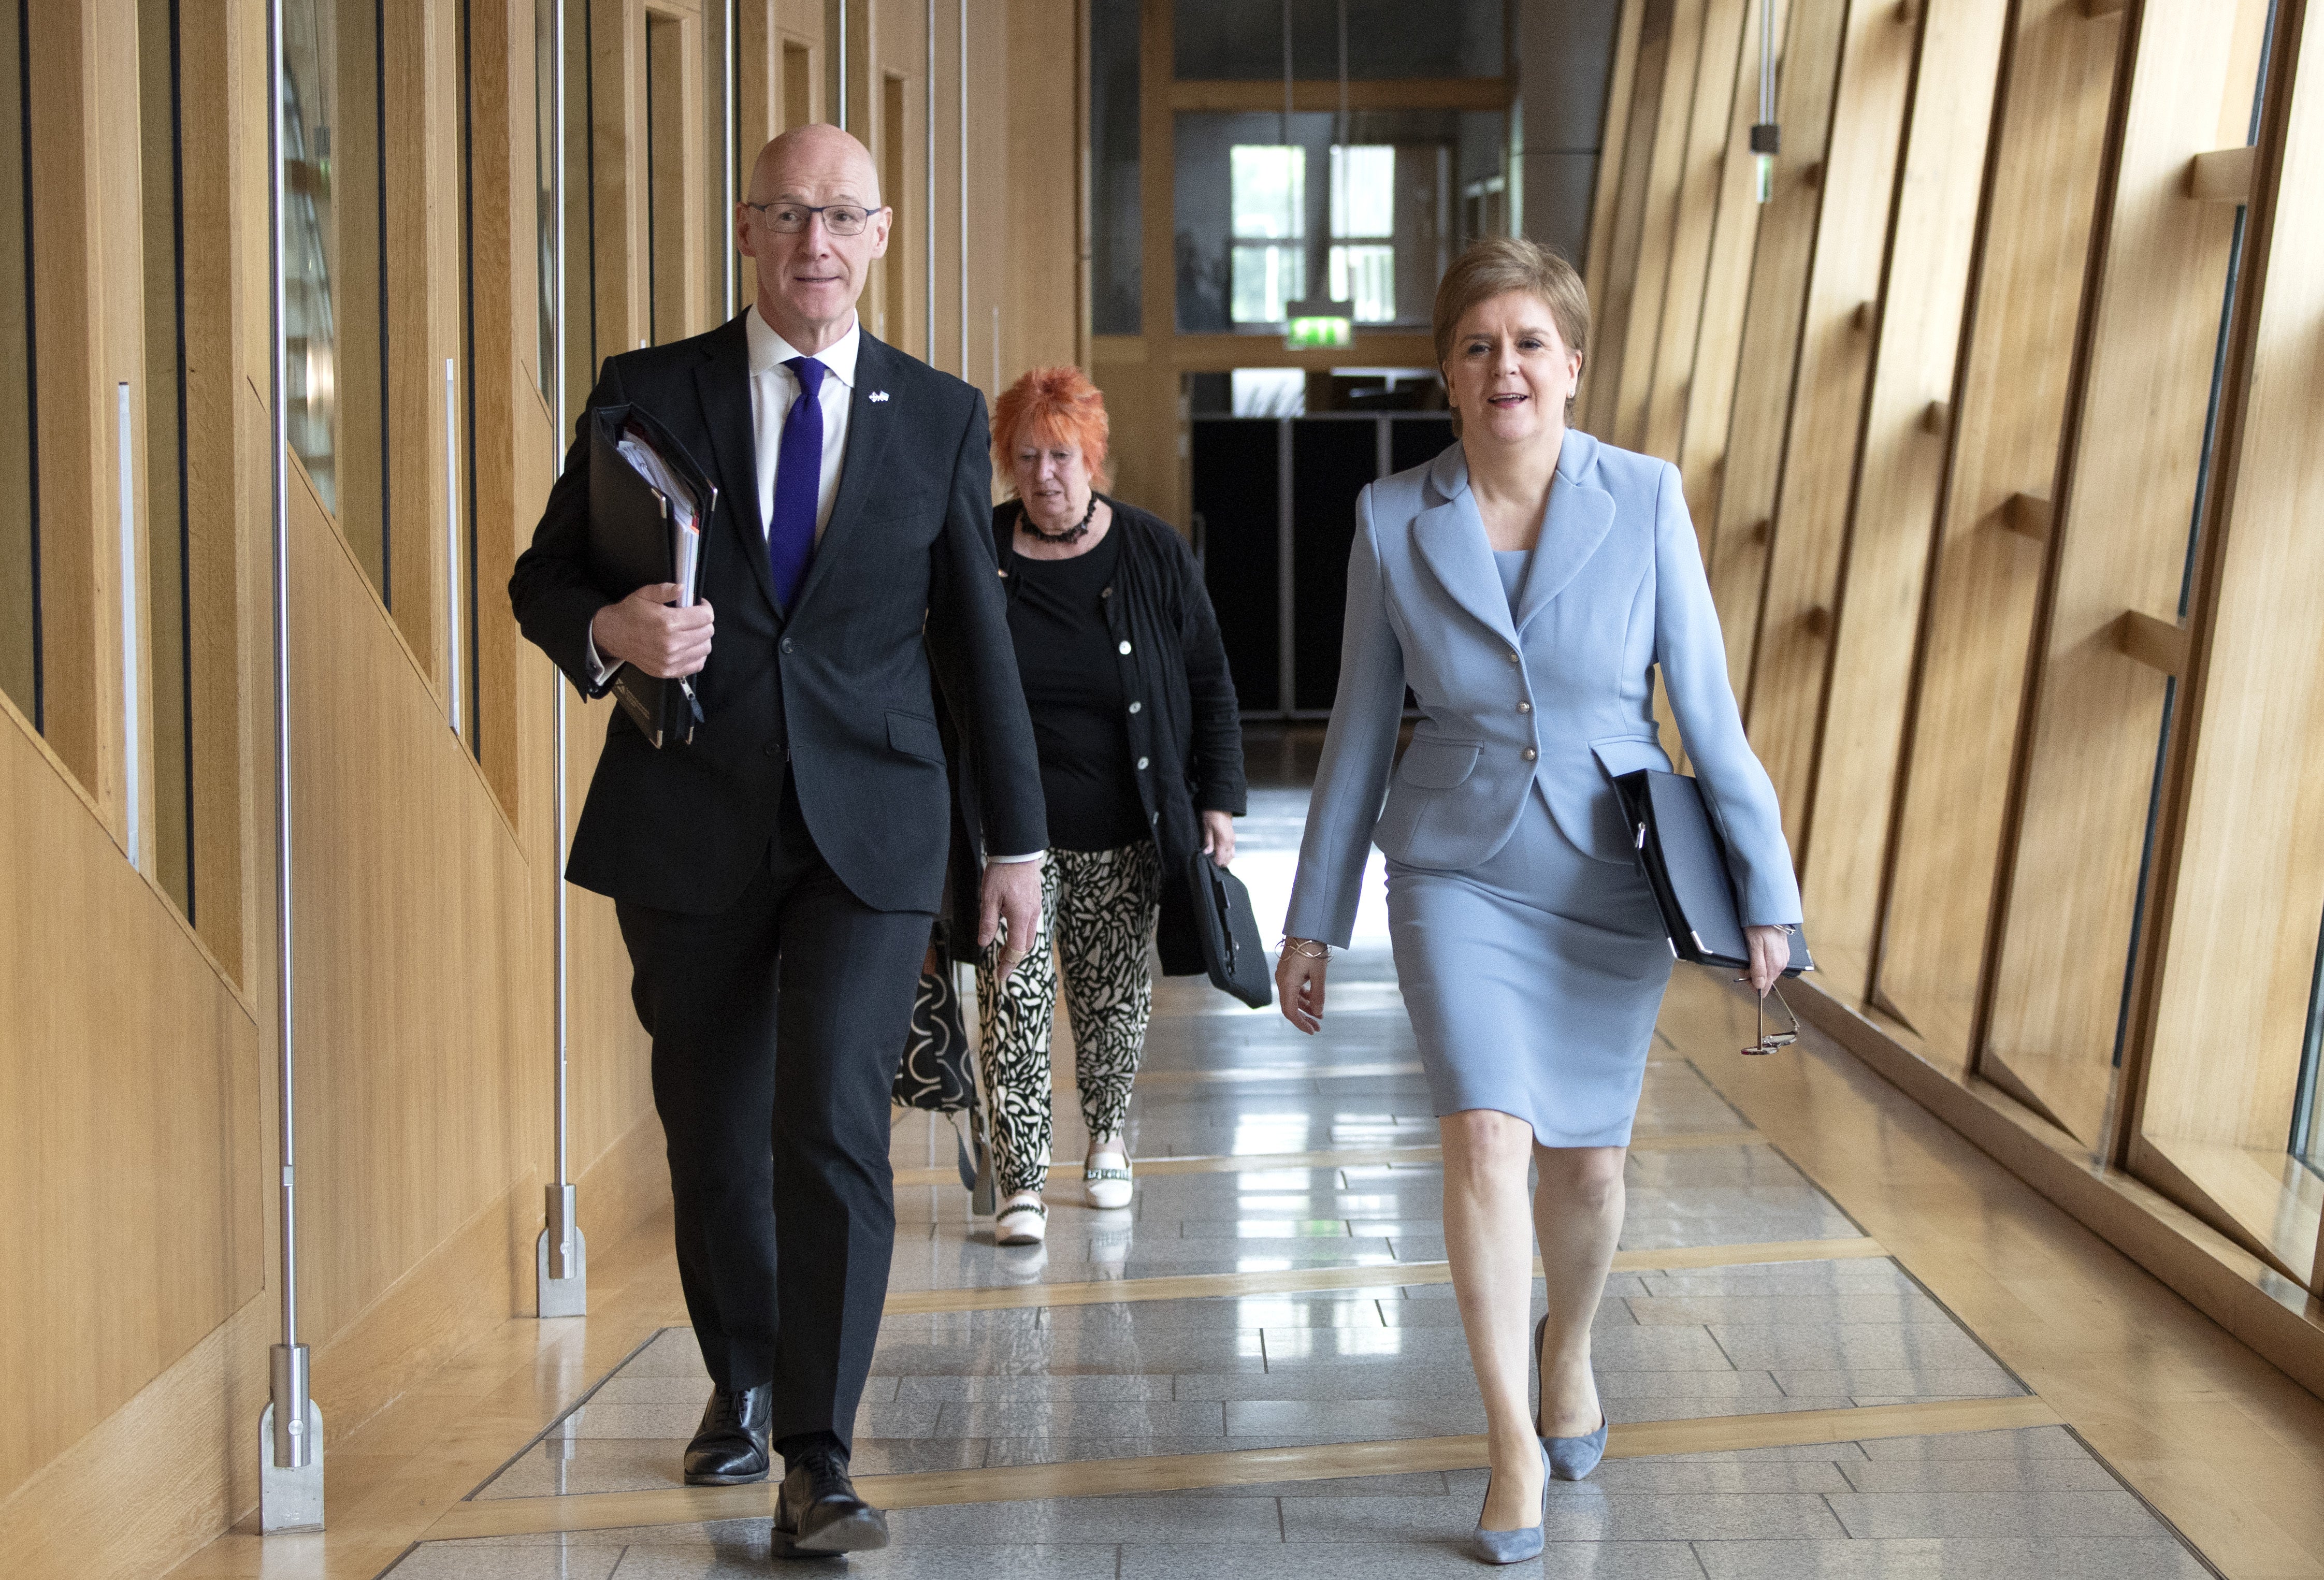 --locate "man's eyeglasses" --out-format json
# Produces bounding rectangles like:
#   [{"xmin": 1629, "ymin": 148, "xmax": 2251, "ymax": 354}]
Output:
[{"xmin": 743, "ymin": 201, "xmax": 884, "ymax": 236}]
